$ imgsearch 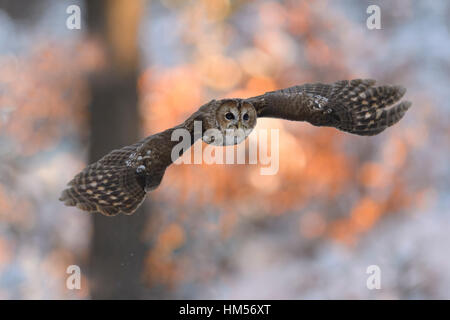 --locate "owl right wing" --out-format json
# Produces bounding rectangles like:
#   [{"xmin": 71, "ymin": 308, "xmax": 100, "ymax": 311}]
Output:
[
  {"xmin": 59, "ymin": 110, "xmax": 204, "ymax": 216},
  {"xmin": 59, "ymin": 141, "xmax": 149, "ymax": 216},
  {"xmin": 247, "ymin": 79, "xmax": 411, "ymax": 136}
]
